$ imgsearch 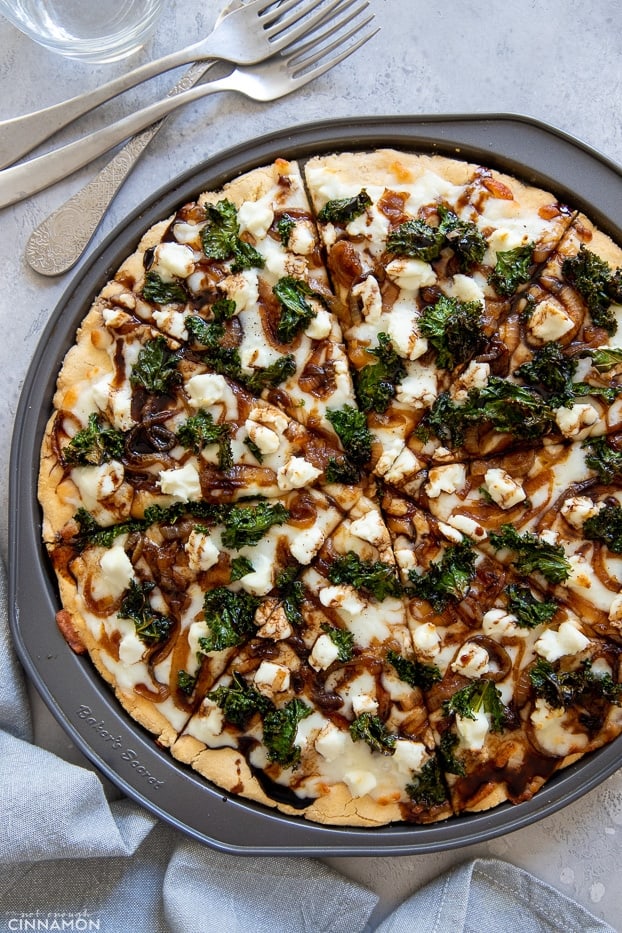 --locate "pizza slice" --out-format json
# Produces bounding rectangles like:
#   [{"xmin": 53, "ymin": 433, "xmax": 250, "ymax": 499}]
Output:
[
  {"xmin": 105, "ymin": 157, "xmax": 358, "ymax": 443},
  {"xmin": 303, "ymin": 149, "xmax": 576, "ymax": 477},
  {"xmin": 379, "ymin": 485, "xmax": 622, "ymax": 813},
  {"xmin": 172, "ymin": 490, "xmax": 452, "ymax": 825}
]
